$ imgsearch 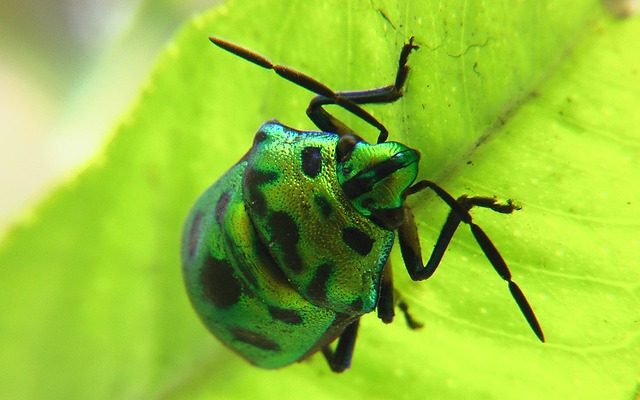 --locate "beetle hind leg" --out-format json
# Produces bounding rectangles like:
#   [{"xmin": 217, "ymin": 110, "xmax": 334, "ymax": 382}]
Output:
[
  {"xmin": 376, "ymin": 260, "xmax": 396, "ymax": 323},
  {"xmin": 395, "ymin": 291, "xmax": 424, "ymax": 330},
  {"xmin": 377, "ymin": 259, "xmax": 423, "ymax": 329},
  {"xmin": 321, "ymin": 320, "xmax": 360, "ymax": 373}
]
